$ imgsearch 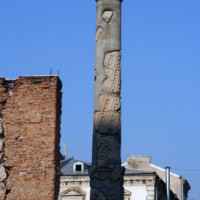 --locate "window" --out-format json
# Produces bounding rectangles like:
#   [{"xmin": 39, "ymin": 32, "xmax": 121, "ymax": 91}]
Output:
[
  {"xmin": 73, "ymin": 162, "xmax": 84, "ymax": 173},
  {"xmin": 76, "ymin": 164, "xmax": 82, "ymax": 172}
]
